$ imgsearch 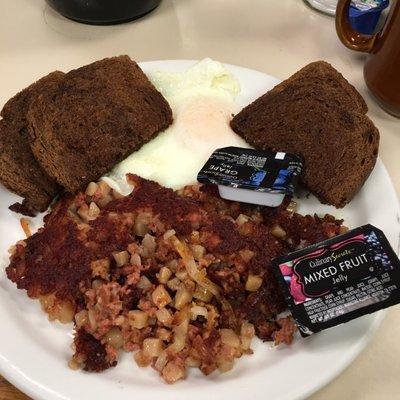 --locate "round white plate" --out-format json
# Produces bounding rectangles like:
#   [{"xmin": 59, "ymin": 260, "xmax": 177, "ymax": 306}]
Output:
[{"xmin": 0, "ymin": 60, "xmax": 398, "ymax": 400}]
